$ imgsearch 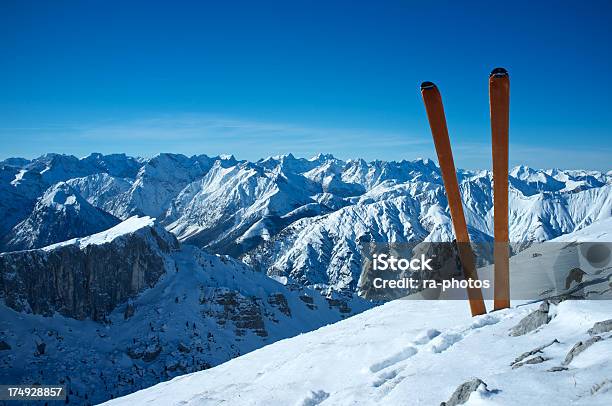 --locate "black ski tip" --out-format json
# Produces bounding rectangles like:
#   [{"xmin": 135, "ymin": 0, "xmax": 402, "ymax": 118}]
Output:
[
  {"xmin": 420, "ymin": 81, "xmax": 437, "ymax": 90},
  {"xmin": 490, "ymin": 67, "xmax": 508, "ymax": 78}
]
